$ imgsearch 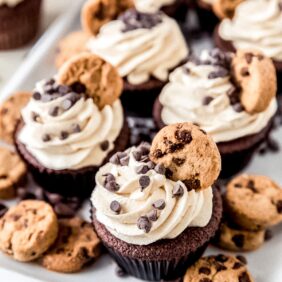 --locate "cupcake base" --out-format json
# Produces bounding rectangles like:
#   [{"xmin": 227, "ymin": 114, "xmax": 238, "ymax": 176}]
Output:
[
  {"xmin": 14, "ymin": 119, "xmax": 130, "ymax": 199},
  {"xmin": 0, "ymin": 0, "xmax": 42, "ymax": 50},
  {"xmin": 91, "ymin": 186, "xmax": 222, "ymax": 281},
  {"xmin": 153, "ymin": 98, "xmax": 274, "ymax": 179}
]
